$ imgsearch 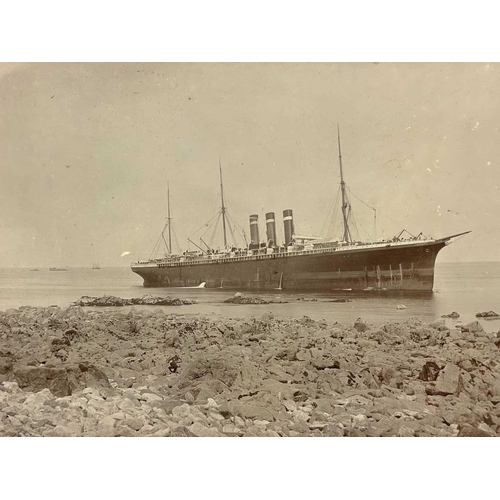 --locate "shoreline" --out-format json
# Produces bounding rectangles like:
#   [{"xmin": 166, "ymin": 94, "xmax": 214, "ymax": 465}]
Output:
[{"xmin": 1, "ymin": 302, "xmax": 499, "ymax": 437}]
